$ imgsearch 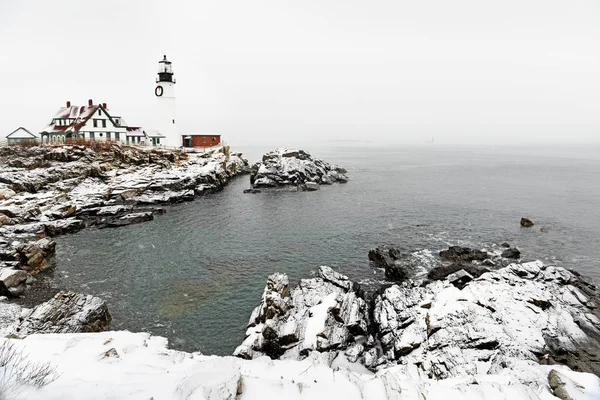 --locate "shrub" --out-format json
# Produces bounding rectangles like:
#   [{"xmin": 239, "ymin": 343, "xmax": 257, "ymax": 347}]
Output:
[{"xmin": 0, "ymin": 340, "xmax": 60, "ymax": 399}]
